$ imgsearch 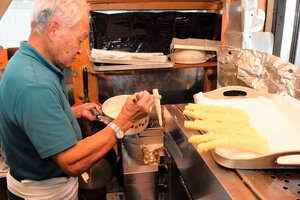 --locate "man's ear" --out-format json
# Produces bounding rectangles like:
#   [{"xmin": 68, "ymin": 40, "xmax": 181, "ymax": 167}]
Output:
[{"xmin": 47, "ymin": 19, "xmax": 60, "ymax": 42}]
